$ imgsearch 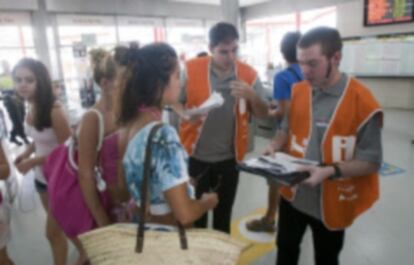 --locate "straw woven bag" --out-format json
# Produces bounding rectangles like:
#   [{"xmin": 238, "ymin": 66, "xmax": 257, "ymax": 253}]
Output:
[
  {"xmin": 79, "ymin": 123, "xmax": 248, "ymax": 264},
  {"xmin": 79, "ymin": 223, "xmax": 248, "ymax": 264}
]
